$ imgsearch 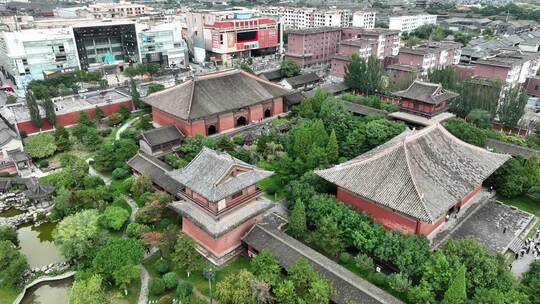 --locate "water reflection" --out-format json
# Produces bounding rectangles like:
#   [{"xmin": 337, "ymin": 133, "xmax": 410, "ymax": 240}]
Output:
[
  {"xmin": 17, "ymin": 223, "xmax": 65, "ymax": 269},
  {"xmin": 20, "ymin": 277, "xmax": 72, "ymax": 304}
]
